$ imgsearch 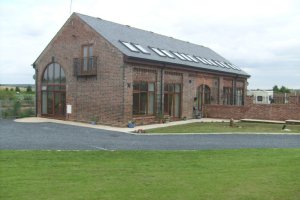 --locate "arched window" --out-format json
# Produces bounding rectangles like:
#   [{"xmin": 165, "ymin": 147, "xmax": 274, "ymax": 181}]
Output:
[
  {"xmin": 41, "ymin": 63, "xmax": 66, "ymax": 117},
  {"xmin": 197, "ymin": 84, "xmax": 211, "ymax": 110}
]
